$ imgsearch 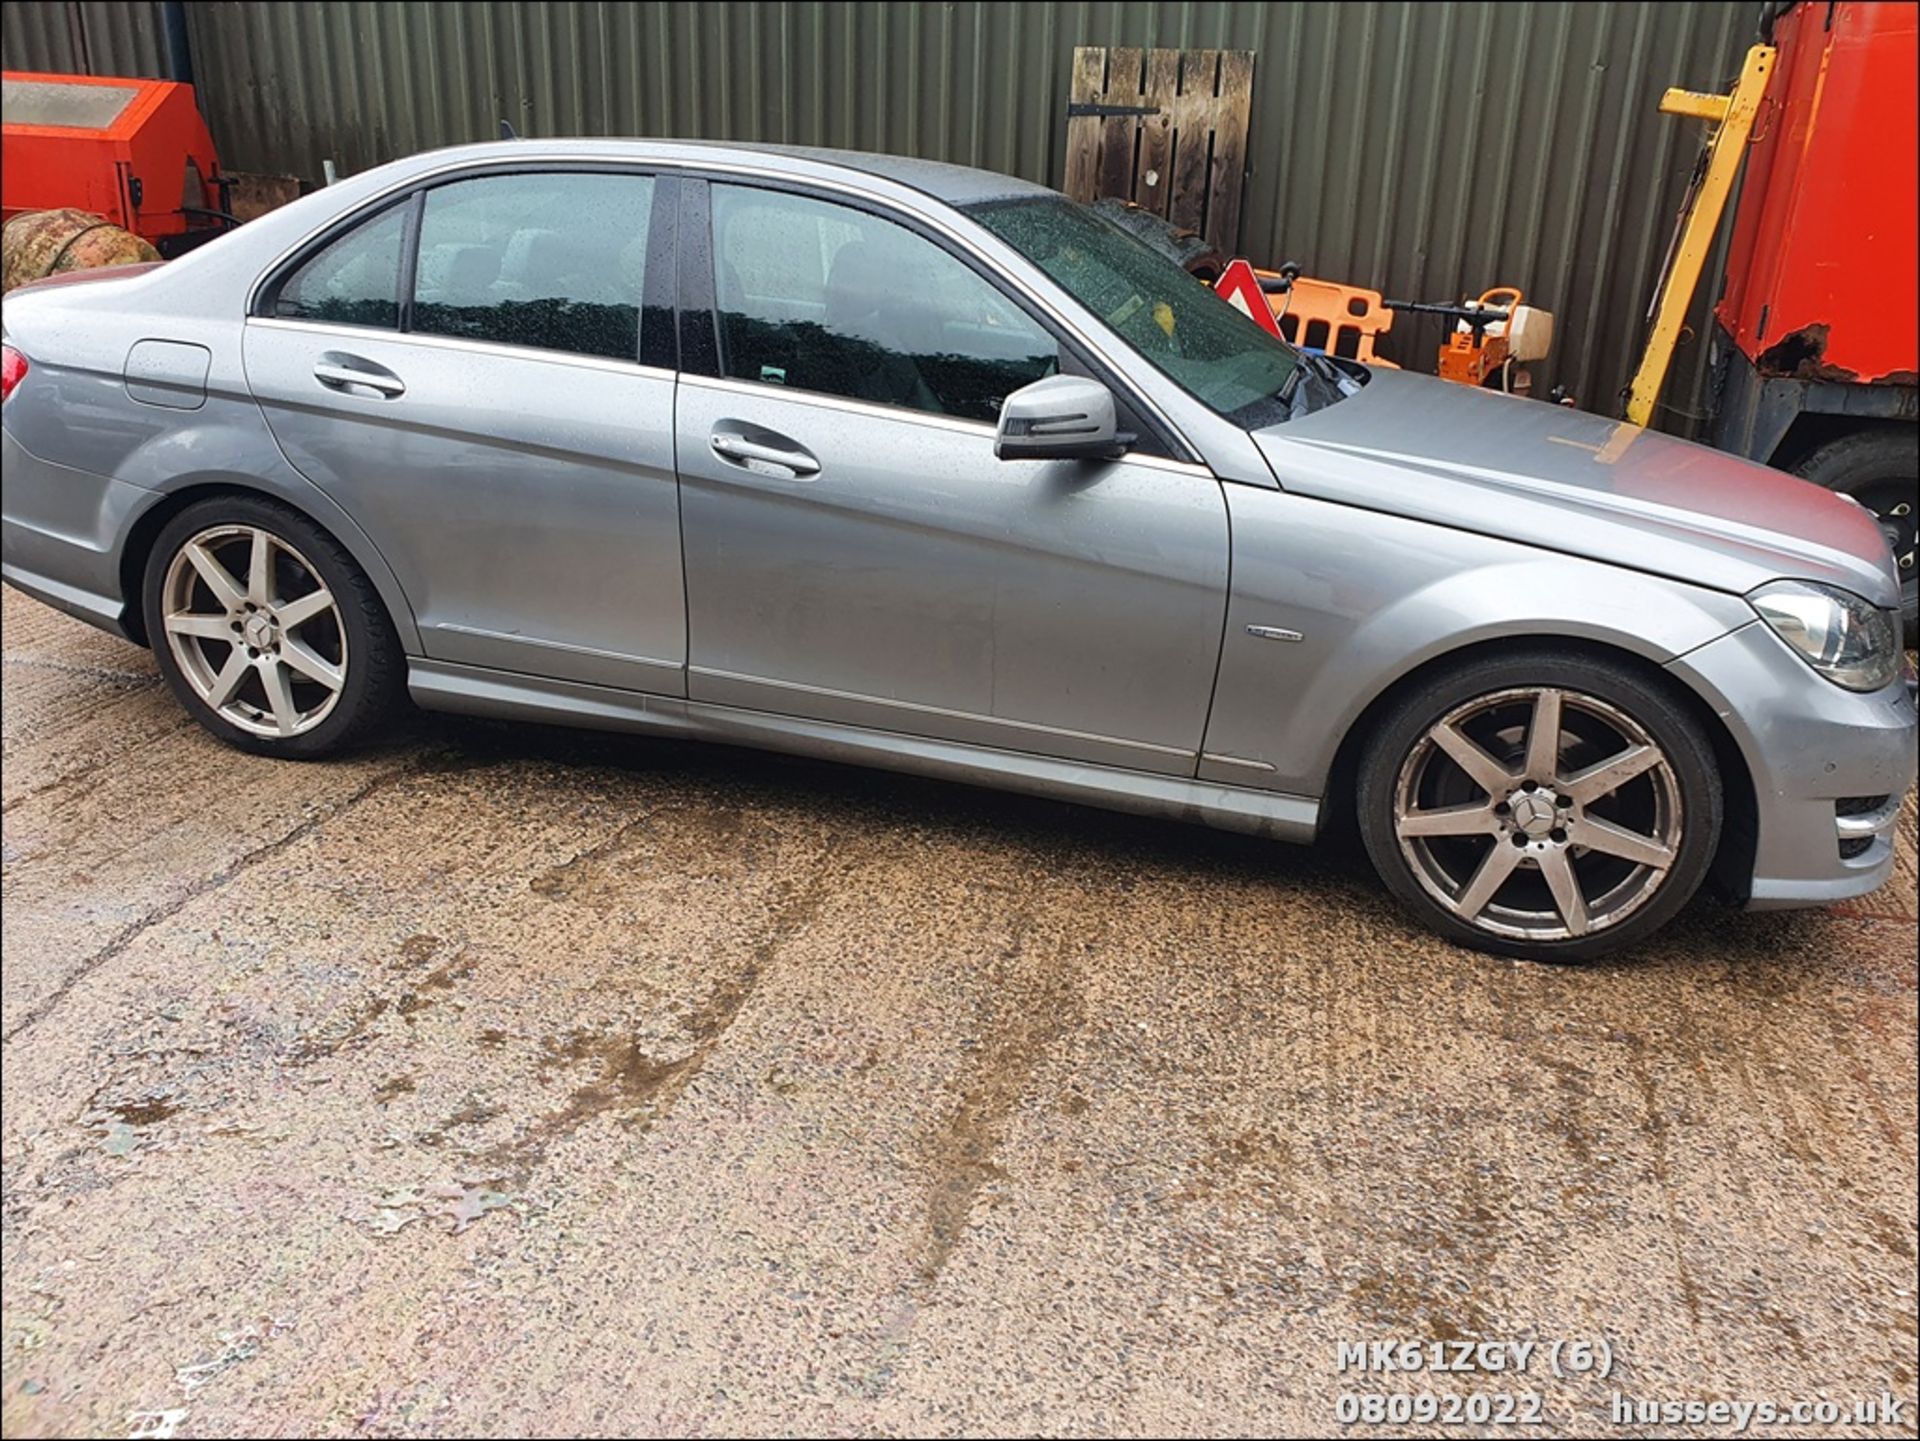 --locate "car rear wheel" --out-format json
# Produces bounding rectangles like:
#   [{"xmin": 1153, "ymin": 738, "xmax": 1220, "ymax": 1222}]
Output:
[
  {"xmin": 1357, "ymin": 651, "xmax": 1721, "ymax": 962},
  {"xmin": 142, "ymin": 495, "xmax": 402, "ymax": 758}
]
